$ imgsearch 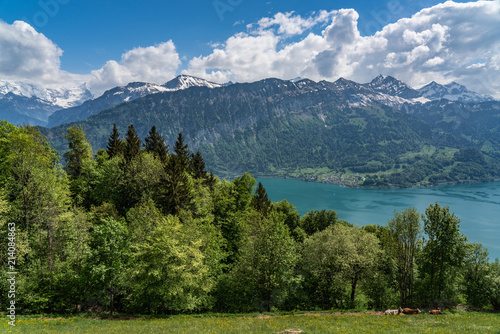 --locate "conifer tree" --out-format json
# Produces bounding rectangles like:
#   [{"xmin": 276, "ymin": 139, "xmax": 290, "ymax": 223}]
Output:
[
  {"xmin": 191, "ymin": 150, "xmax": 206, "ymax": 179},
  {"xmin": 106, "ymin": 124, "xmax": 122, "ymax": 158},
  {"xmin": 63, "ymin": 125, "xmax": 93, "ymax": 179},
  {"xmin": 252, "ymin": 182, "xmax": 272, "ymax": 216},
  {"xmin": 159, "ymin": 154, "xmax": 193, "ymax": 215},
  {"xmin": 123, "ymin": 124, "xmax": 142, "ymax": 162},
  {"xmin": 145, "ymin": 125, "xmax": 168, "ymax": 163},
  {"xmin": 174, "ymin": 132, "xmax": 190, "ymax": 170}
]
